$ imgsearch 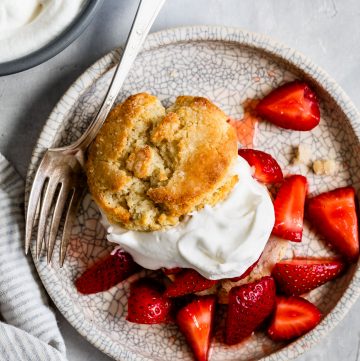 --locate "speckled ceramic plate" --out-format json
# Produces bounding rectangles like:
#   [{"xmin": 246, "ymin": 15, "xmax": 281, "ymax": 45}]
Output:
[{"xmin": 26, "ymin": 26, "xmax": 360, "ymax": 361}]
